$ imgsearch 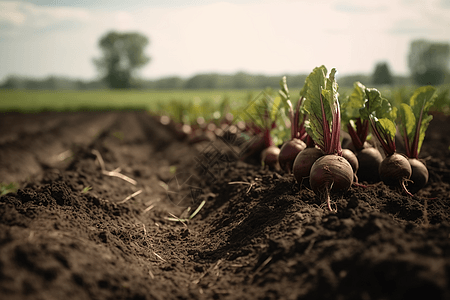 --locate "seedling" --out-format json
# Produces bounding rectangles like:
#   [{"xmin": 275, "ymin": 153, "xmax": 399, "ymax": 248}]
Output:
[
  {"xmin": 1, "ymin": 182, "xmax": 18, "ymax": 196},
  {"xmin": 169, "ymin": 165, "xmax": 177, "ymax": 174},
  {"xmin": 81, "ymin": 186, "xmax": 92, "ymax": 193}
]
